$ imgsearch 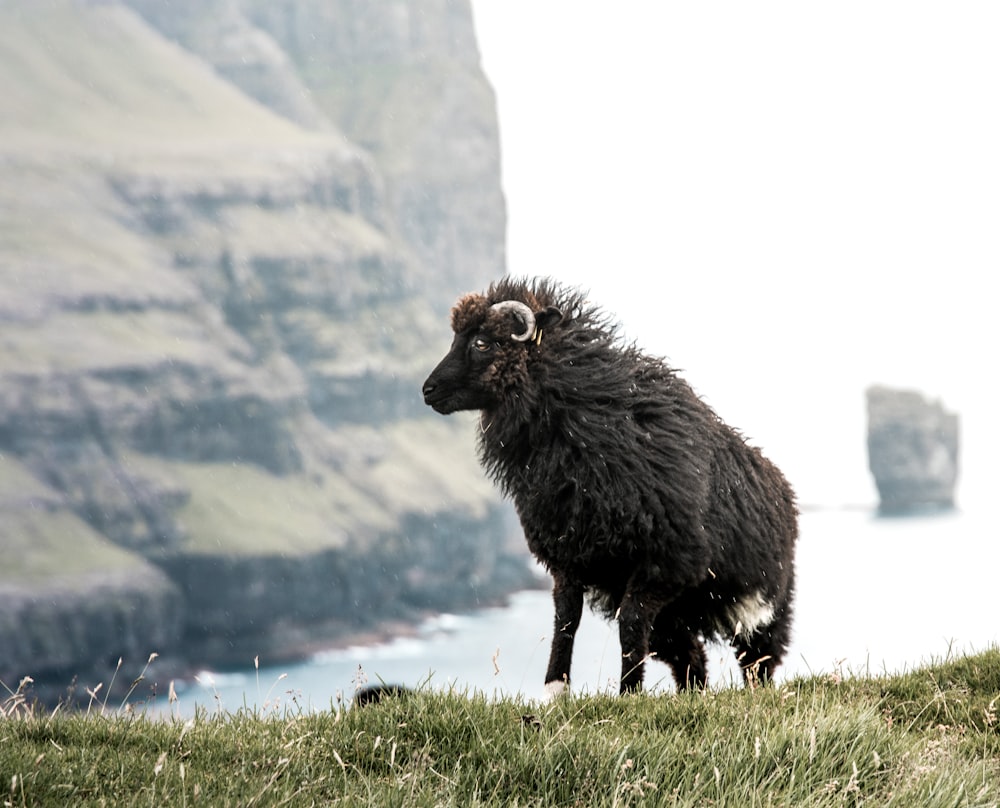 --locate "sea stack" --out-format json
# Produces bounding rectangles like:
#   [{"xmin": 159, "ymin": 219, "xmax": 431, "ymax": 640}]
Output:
[{"xmin": 866, "ymin": 386, "xmax": 959, "ymax": 514}]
